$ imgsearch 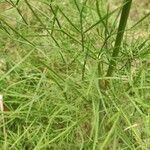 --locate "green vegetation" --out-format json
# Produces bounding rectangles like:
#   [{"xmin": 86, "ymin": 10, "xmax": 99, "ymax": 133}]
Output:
[{"xmin": 0, "ymin": 0, "xmax": 149, "ymax": 149}]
